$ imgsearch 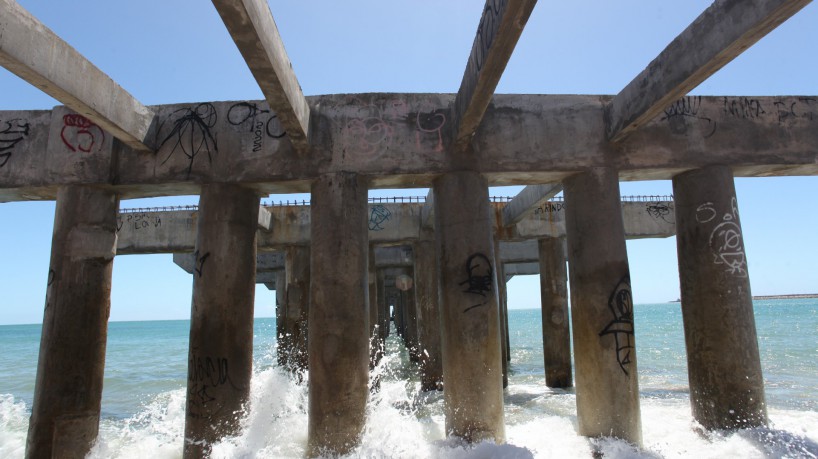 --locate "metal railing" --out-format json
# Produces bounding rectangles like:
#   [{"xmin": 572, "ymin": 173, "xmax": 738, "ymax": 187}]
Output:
[{"xmin": 119, "ymin": 194, "xmax": 672, "ymax": 213}]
